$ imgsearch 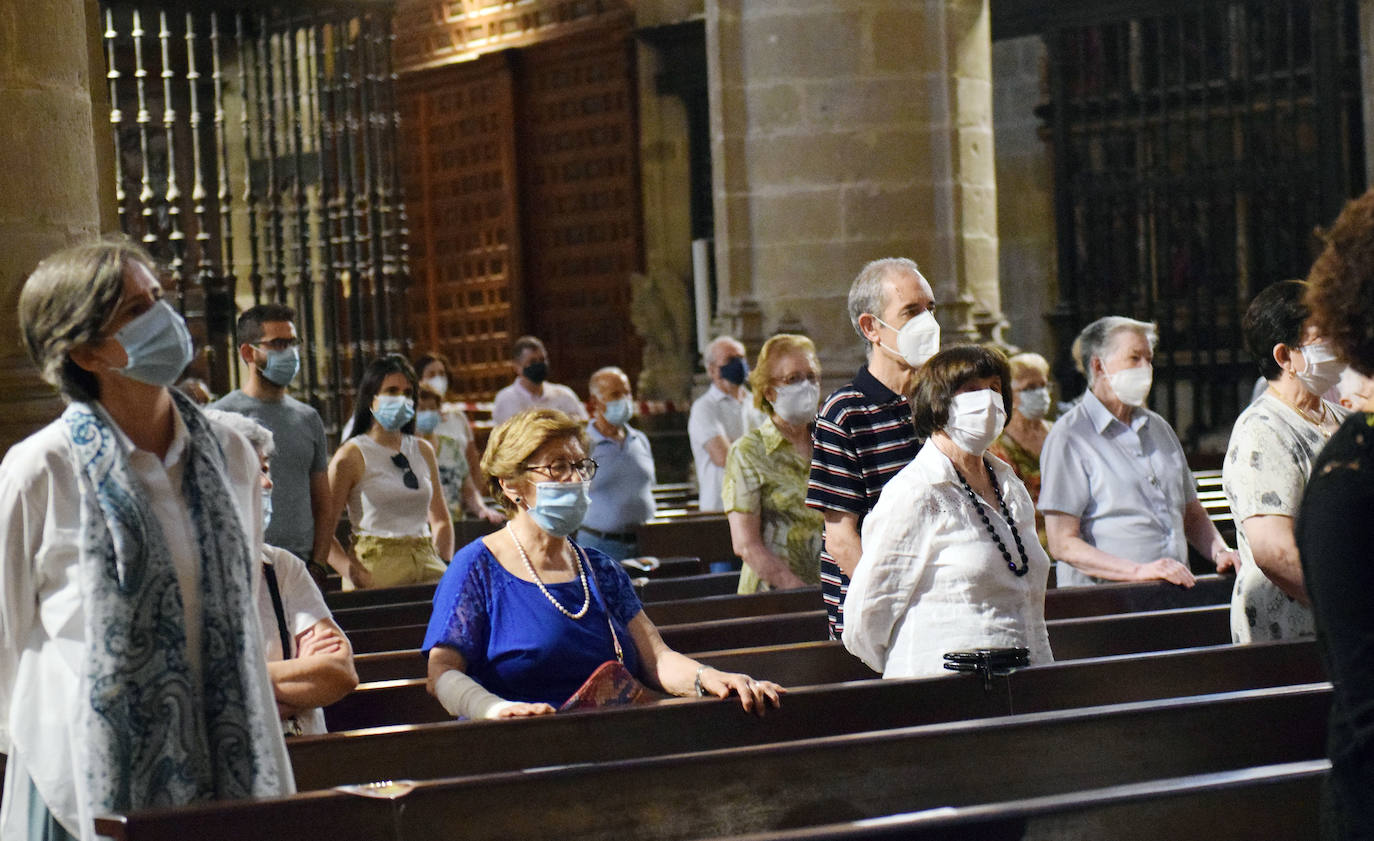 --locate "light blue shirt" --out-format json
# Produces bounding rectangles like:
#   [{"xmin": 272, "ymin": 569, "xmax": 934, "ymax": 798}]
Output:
[
  {"xmin": 583, "ymin": 422, "xmax": 657, "ymax": 533},
  {"xmin": 1037, "ymin": 390, "xmax": 1198, "ymax": 585}
]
